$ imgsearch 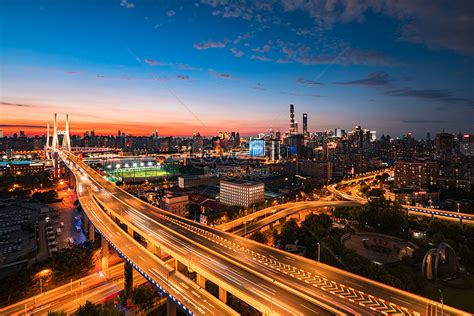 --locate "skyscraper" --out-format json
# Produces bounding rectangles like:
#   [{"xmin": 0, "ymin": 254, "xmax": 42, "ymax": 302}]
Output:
[
  {"xmin": 302, "ymin": 113, "xmax": 308, "ymax": 137},
  {"xmin": 289, "ymin": 104, "xmax": 296, "ymax": 135}
]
